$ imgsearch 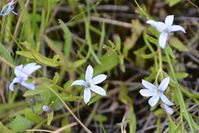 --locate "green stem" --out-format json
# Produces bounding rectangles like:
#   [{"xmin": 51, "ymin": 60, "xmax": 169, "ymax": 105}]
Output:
[
  {"xmin": 165, "ymin": 50, "xmax": 195, "ymax": 133},
  {"xmin": 158, "ymin": 47, "xmax": 162, "ymax": 70},
  {"xmin": 49, "ymin": 88, "xmax": 92, "ymax": 133}
]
